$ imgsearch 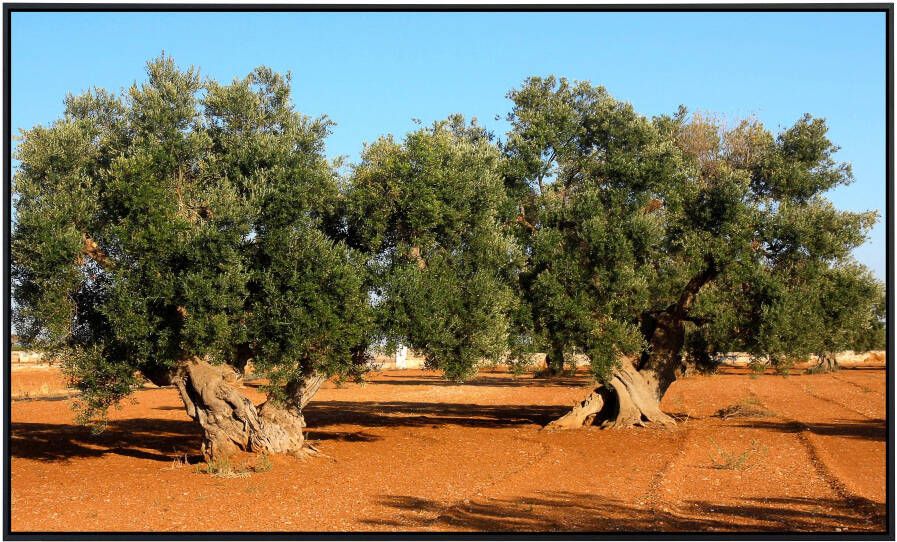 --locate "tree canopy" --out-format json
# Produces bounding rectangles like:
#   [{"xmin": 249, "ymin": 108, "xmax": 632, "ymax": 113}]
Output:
[
  {"xmin": 12, "ymin": 57, "xmax": 884, "ymax": 456},
  {"xmin": 13, "ymin": 56, "xmax": 373, "ymax": 457},
  {"xmin": 502, "ymin": 77, "xmax": 881, "ymax": 428},
  {"xmin": 343, "ymin": 115, "xmax": 521, "ymax": 382}
]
